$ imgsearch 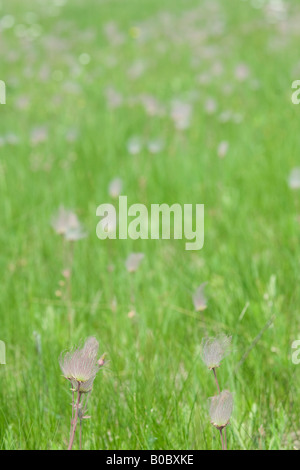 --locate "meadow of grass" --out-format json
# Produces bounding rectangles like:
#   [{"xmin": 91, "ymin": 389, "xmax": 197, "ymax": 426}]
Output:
[{"xmin": 1, "ymin": 0, "xmax": 300, "ymax": 450}]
